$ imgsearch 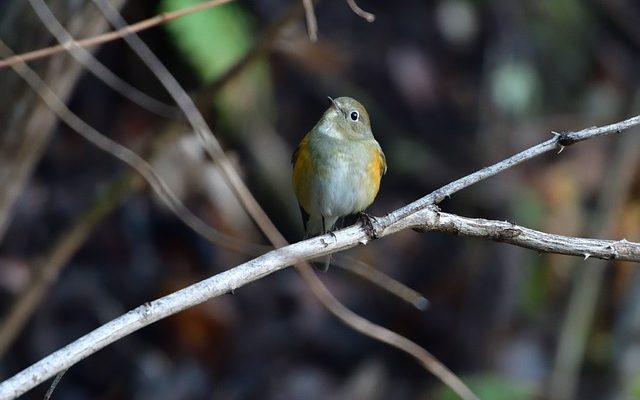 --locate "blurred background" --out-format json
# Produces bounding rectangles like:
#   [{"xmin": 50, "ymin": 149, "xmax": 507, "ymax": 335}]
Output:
[{"xmin": 1, "ymin": 0, "xmax": 639, "ymax": 399}]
